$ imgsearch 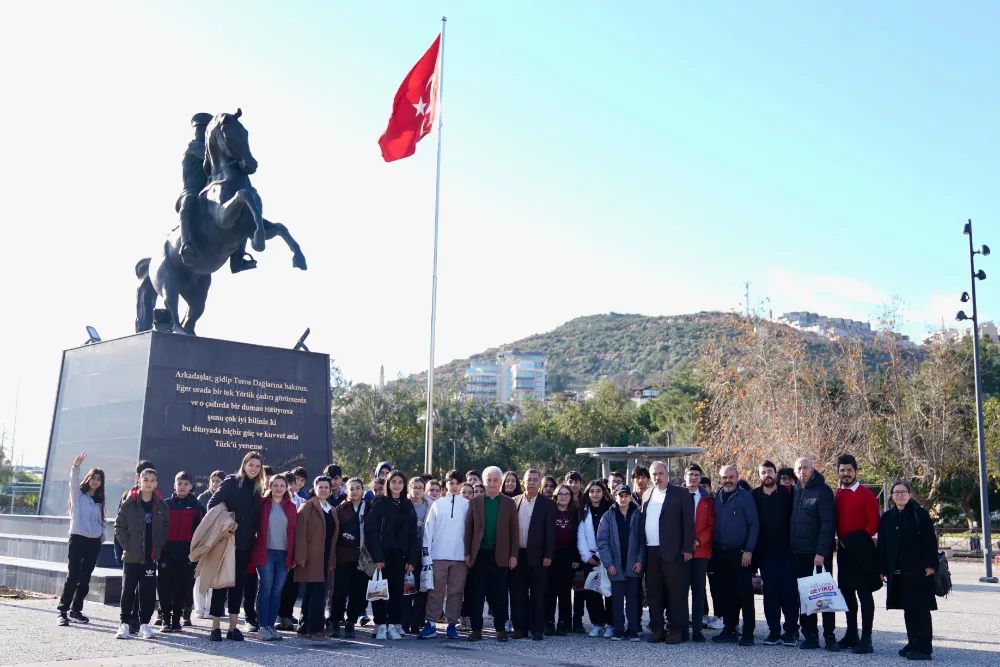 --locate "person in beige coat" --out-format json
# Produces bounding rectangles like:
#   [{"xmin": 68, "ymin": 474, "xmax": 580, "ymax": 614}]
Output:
[{"xmin": 294, "ymin": 476, "xmax": 339, "ymax": 640}]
